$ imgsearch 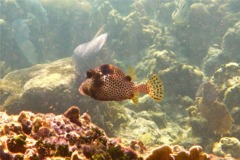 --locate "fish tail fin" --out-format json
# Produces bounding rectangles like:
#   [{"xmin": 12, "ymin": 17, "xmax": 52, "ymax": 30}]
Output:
[{"xmin": 146, "ymin": 74, "xmax": 164, "ymax": 102}]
